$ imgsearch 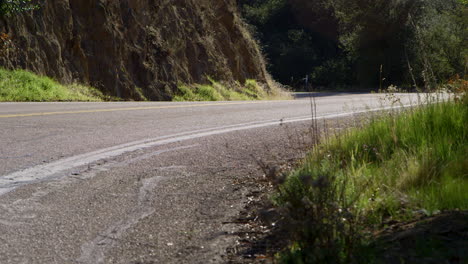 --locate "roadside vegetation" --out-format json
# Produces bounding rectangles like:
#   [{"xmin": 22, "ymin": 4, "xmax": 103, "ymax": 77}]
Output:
[
  {"xmin": 173, "ymin": 78, "xmax": 290, "ymax": 101},
  {"xmin": 239, "ymin": 0, "xmax": 467, "ymax": 90},
  {"xmin": 271, "ymin": 88, "xmax": 467, "ymax": 263},
  {"xmin": 0, "ymin": 67, "xmax": 286, "ymax": 102},
  {"xmin": 0, "ymin": 68, "xmax": 109, "ymax": 102}
]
